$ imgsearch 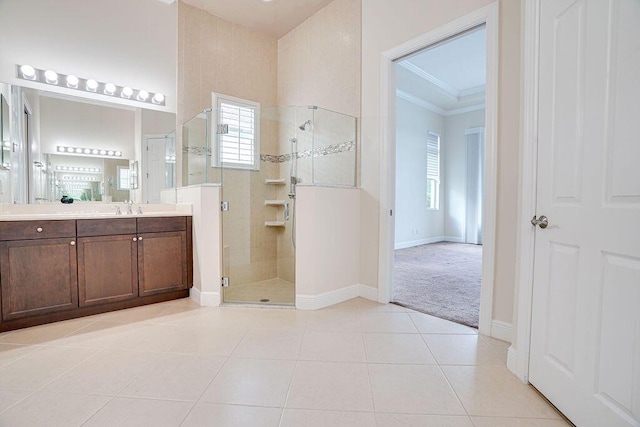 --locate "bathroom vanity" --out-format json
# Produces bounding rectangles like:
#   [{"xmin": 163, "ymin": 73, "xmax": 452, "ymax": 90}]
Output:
[{"xmin": 0, "ymin": 213, "xmax": 192, "ymax": 332}]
